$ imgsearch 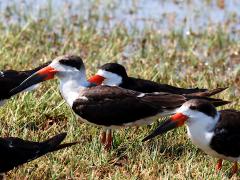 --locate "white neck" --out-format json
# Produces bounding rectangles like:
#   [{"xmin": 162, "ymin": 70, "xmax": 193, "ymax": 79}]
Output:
[
  {"xmin": 186, "ymin": 112, "xmax": 220, "ymax": 154},
  {"xmin": 57, "ymin": 69, "xmax": 90, "ymax": 107}
]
